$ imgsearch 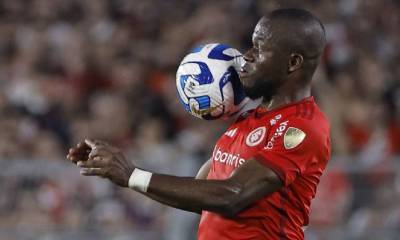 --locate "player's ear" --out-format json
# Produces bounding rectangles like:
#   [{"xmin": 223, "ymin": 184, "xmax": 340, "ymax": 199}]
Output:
[{"xmin": 288, "ymin": 53, "xmax": 303, "ymax": 73}]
